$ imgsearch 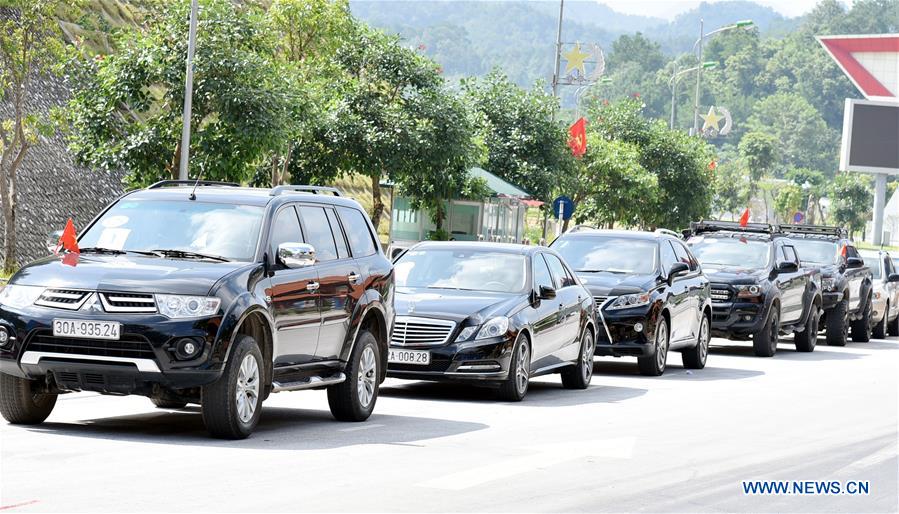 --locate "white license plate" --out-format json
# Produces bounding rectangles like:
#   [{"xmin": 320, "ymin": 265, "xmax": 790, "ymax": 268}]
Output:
[
  {"xmin": 53, "ymin": 319, "xmax": 121, "ymax": 340},
  {"xmin": 388, "ymin": 349, "xmax": 431, "ymax": 365}
]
